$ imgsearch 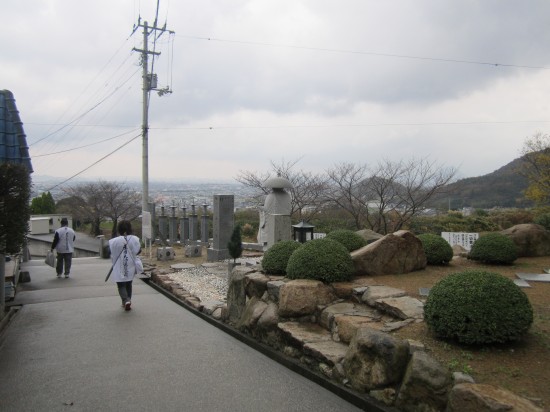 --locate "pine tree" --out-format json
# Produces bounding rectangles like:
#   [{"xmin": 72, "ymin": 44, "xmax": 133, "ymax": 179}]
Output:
[{"xmin": 227, "ymin": 224, "xmax": 243, "ymax": 263}]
